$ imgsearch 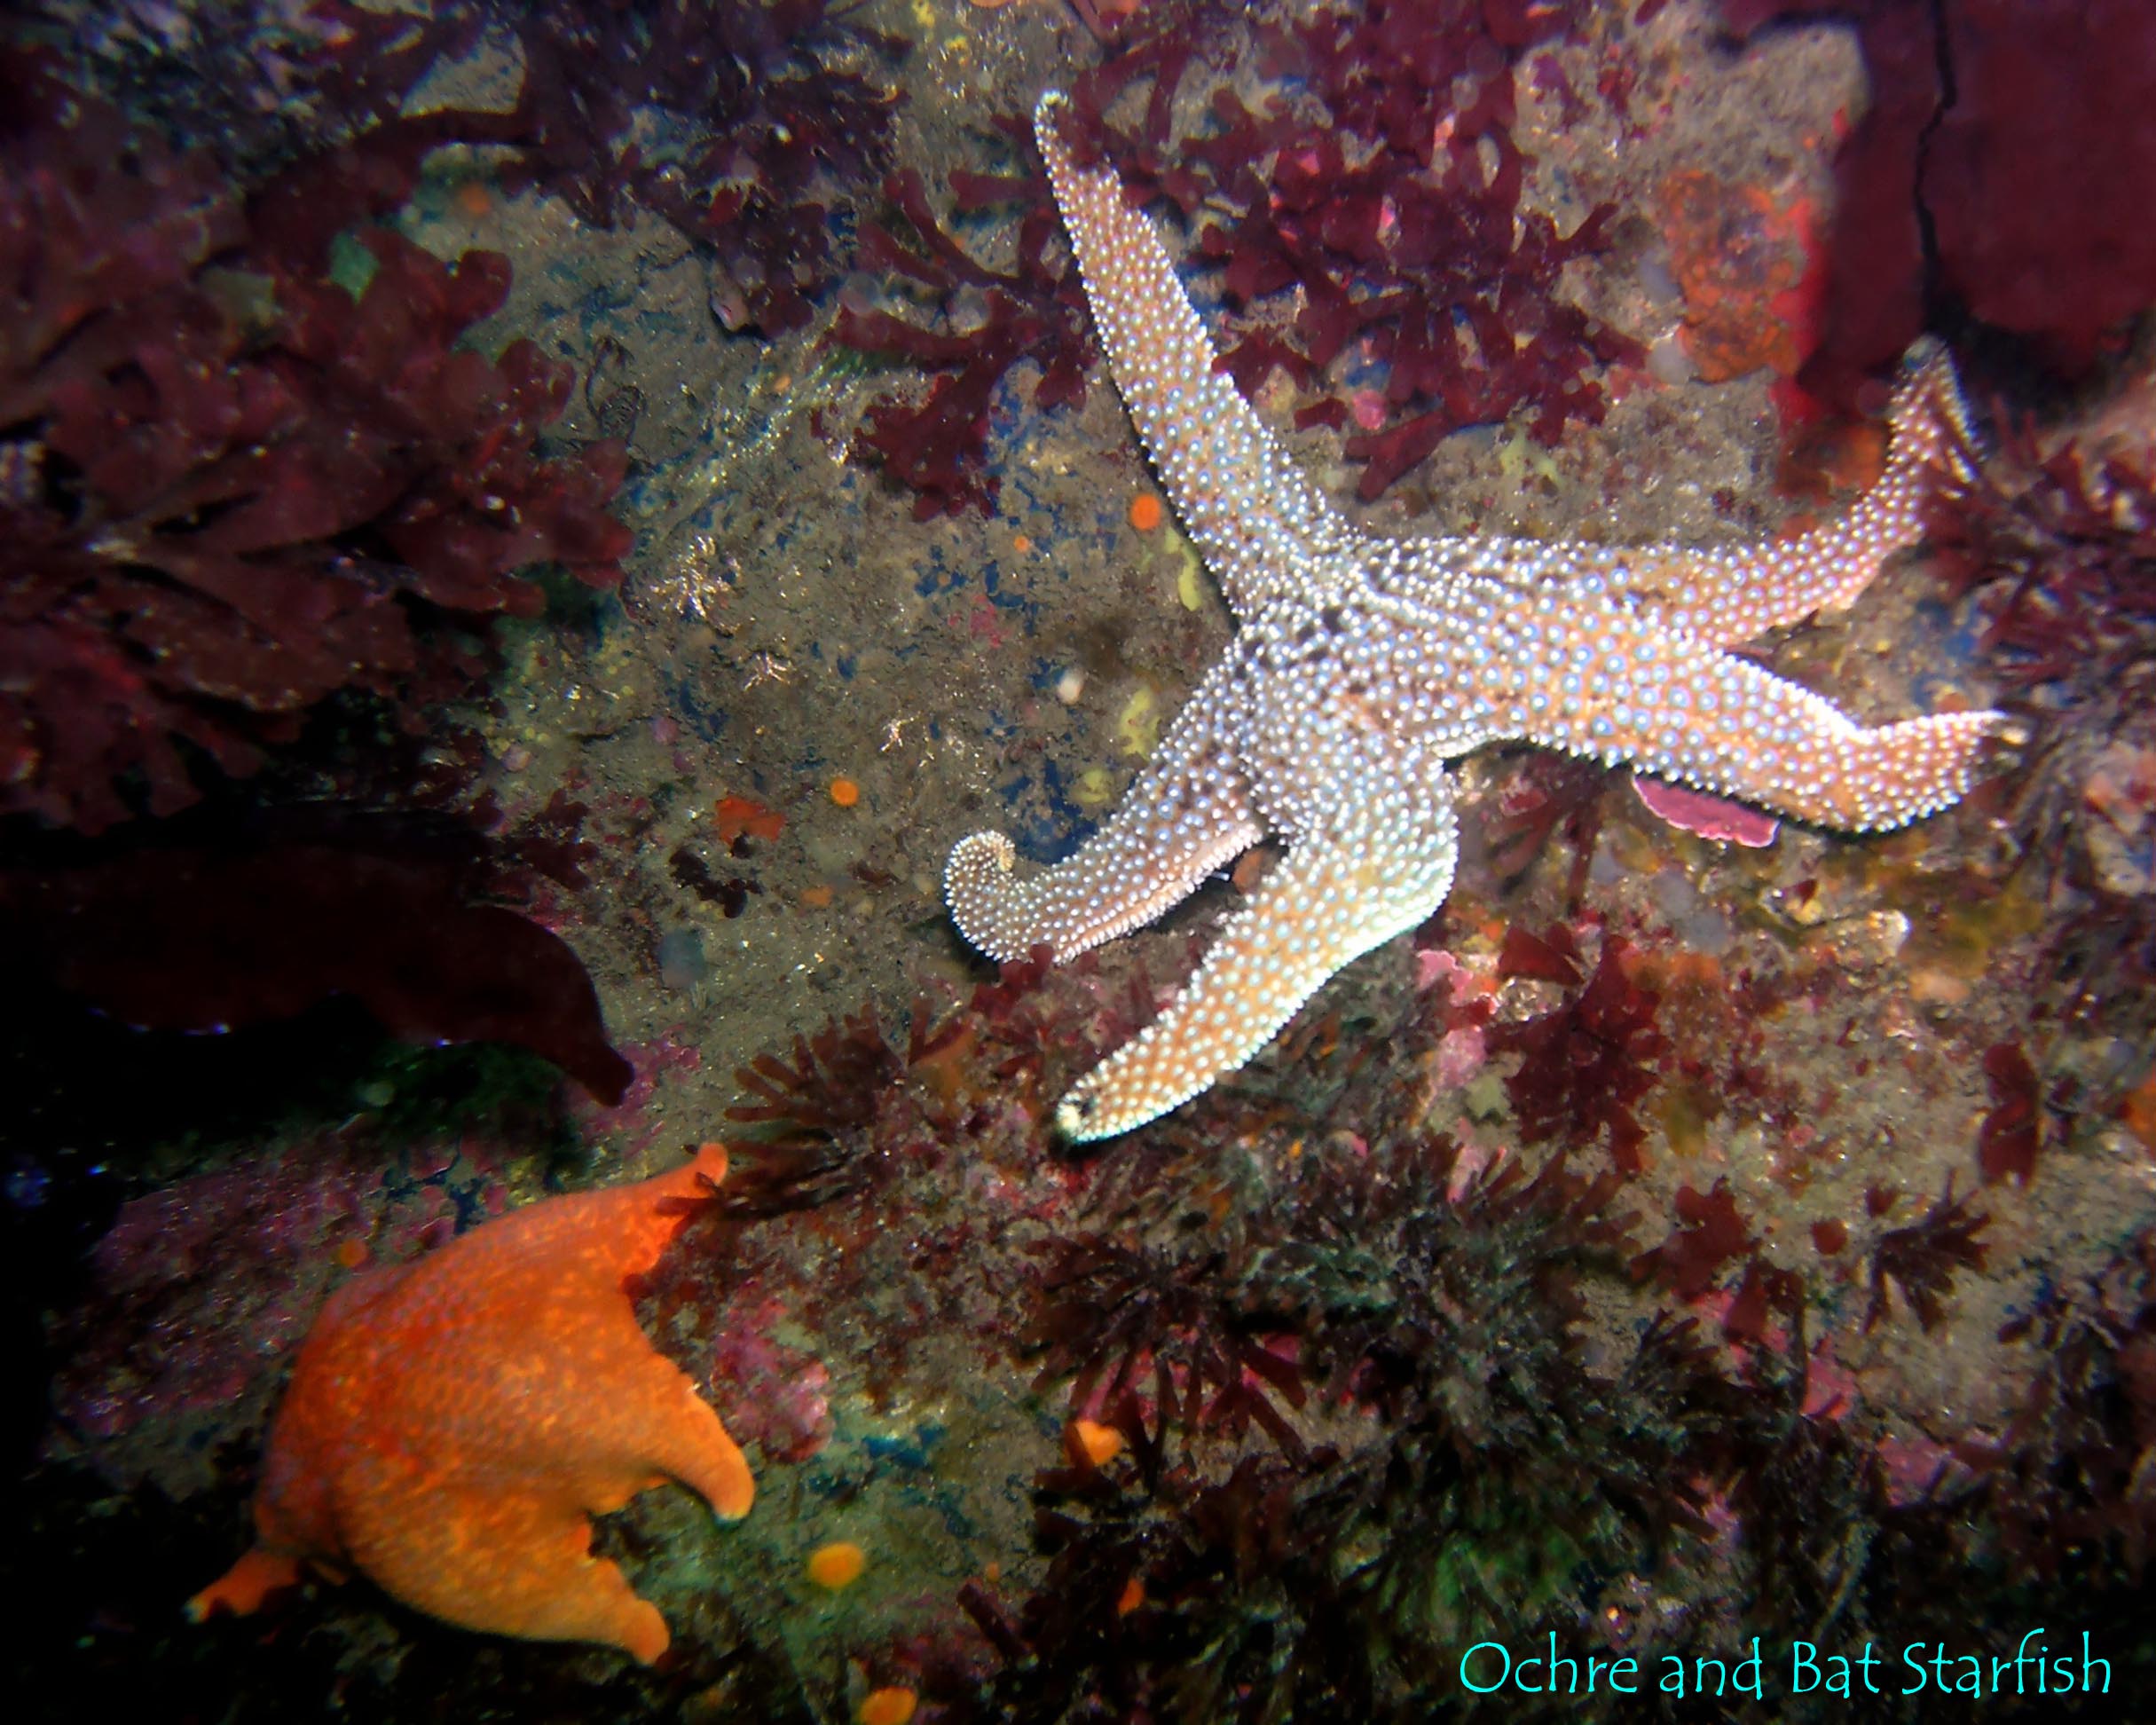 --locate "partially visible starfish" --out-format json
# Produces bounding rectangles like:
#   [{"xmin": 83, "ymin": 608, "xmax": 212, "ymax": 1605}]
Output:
[
  {"xmin": 189, "ymin": 1144, "xmax": 752, "ymax": 1663},
  {"xmin": 947, "ymin": 91, "xmax": 2013, "ymax": 1143}
]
